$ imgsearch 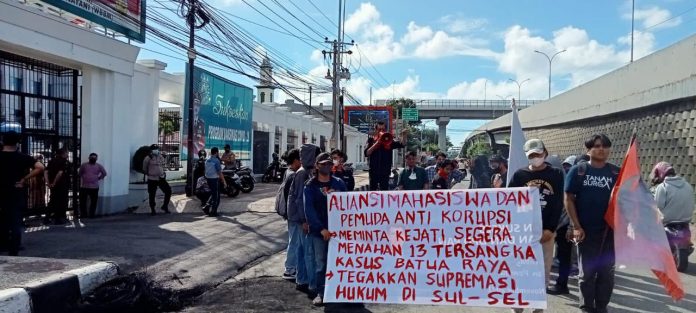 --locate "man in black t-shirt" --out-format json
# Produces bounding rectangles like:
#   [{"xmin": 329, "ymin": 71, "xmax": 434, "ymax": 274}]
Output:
[
  {"xmin": 508, "ymin": 139, "xmax": 564, "ymax": 310},
  {"xmin": 364, "ymin": 121, "xmax": 406, "ymax": 191},
  {"xmin": 0, "ymin": 132, "xmax": 44, "ymax": 256},
  {"xmin": 46, "ymin": 148, "xmax": 71, "ymax": 224}
]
